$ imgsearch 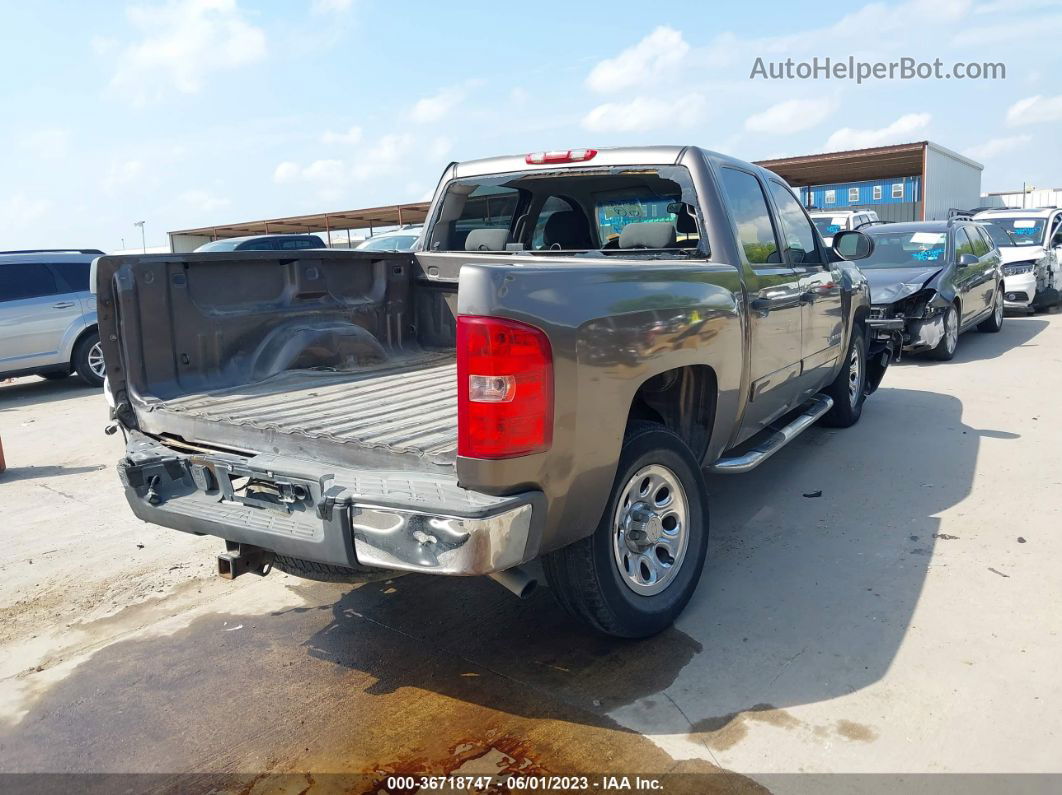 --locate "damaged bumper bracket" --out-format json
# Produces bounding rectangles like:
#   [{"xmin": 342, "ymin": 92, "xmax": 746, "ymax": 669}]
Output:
[{"xmin": 117, "ymin": 431, "xmax": 544, "ymax": 577}]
